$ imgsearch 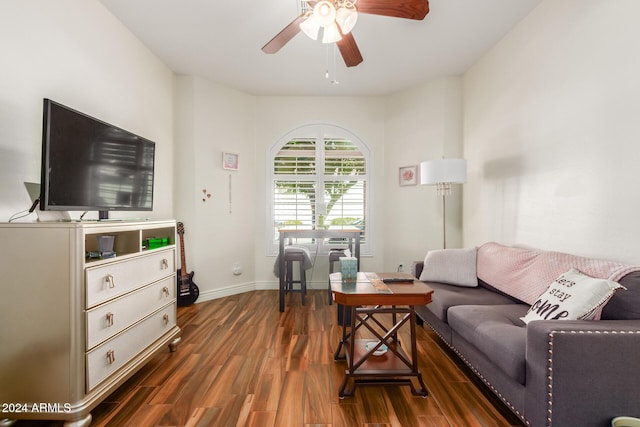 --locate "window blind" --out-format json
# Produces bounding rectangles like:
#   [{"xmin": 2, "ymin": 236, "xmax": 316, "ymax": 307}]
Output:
[{"xmin": 272, "ymin": 136, "xmax": 367, "ymax": 249}]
